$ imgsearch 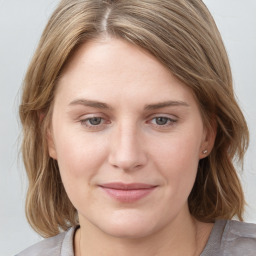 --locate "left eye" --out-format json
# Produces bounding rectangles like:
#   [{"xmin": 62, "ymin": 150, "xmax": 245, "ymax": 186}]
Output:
[{"xmin": 151, "ymin": 117, "xmax": 176, "ymax": 126}]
